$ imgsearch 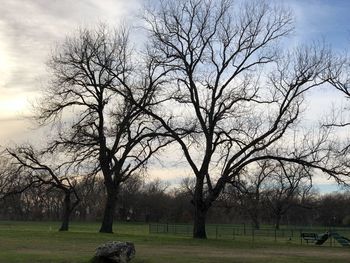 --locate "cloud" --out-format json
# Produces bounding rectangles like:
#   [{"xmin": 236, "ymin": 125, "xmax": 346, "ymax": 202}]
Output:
[
  {"xmin": 0, "ymin": 0, "xmax": 141, "ymax": 90},
  {"xmin": 0, "ymin": 0, "xmax": 141, "ymax": 143},
  {"xmin": 283, "ymin": 0, "xmax": 350, "ymax": 49}
]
